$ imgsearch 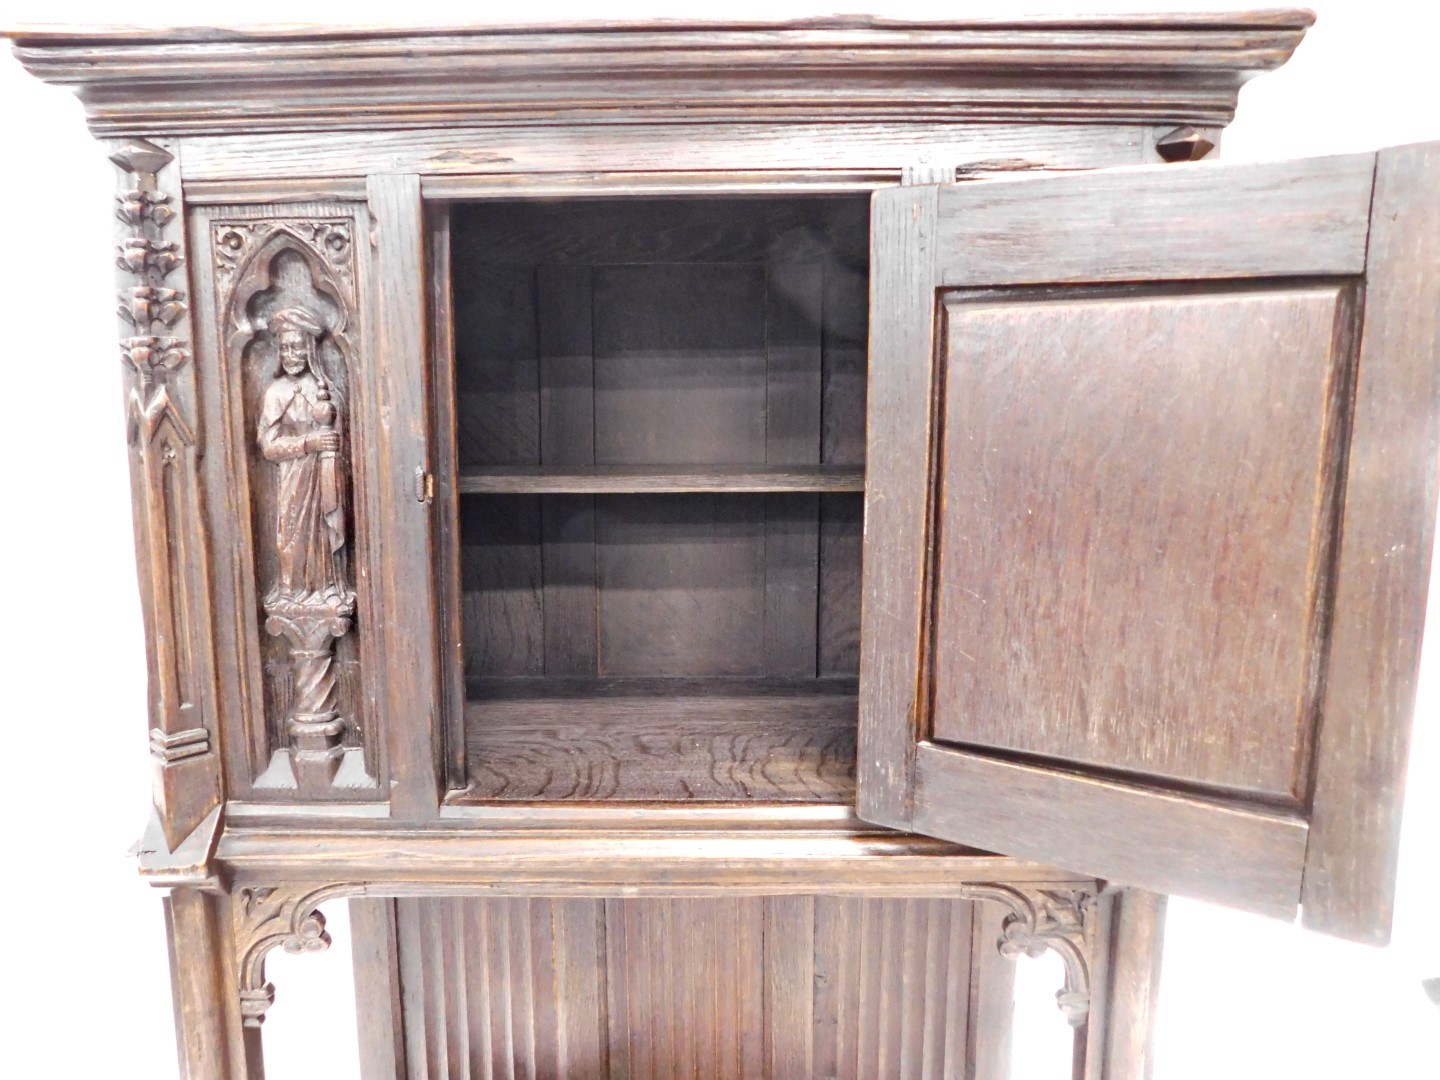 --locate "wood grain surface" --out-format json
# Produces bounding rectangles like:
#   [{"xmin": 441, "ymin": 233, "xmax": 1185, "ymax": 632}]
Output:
[
  {"xmin": 451, "ymin": 197, "xmax": 866, "ymax": 691},
  {"xmin": 461, "ymin": 679, "xmax": 858, "ymax": 802},
  {"xmin": 368, "ymin": 172, "xmax": 442, "ymax": 818},
  {"xmin": 1302, "ymin": 141, "xmax": 1440, "ymax": 942},
  {"xmin": 857, "ymin": 184, "xmax": 939, "ymax": 831},
  {"xmin": 912, "ymin": 743, "xmax": 1308, "ymax": 917},
  {"xmin": 931, "ymin": 283, "xmax": 1354, "ymax": 799},
  {"xmin": 858, "ymin": 144, "xmax": 1440, "ymax": 945},
  {"xmin": 935, "ymin": 152, "xmax": 1374, "ymax": 286},
  {"xmin": 381, "ymin": 893, "xmax": 989, "ymax": 1080},
  {"xmin": 7, "ymin": 17, "xmax": 1311, "ymax": 135}
]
